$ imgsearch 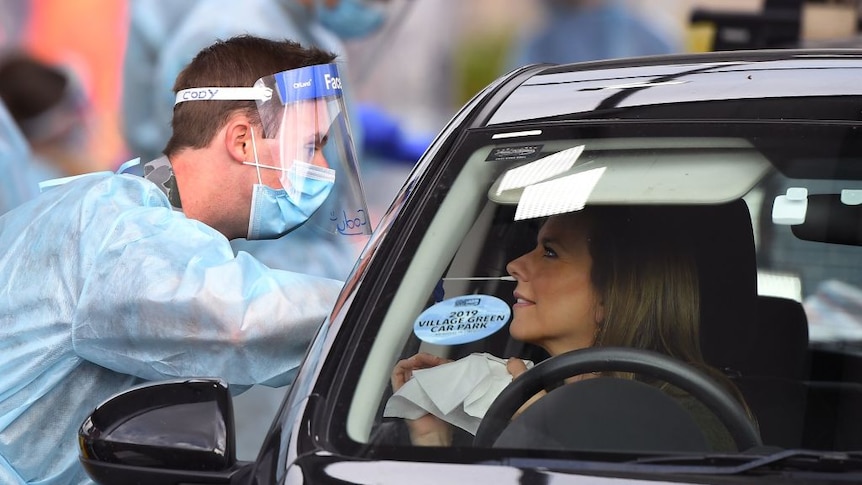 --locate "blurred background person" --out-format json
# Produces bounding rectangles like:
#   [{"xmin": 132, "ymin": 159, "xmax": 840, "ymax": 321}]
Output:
[
  {"xmin": 0, "ymin": 0, "xmax": 29, "ymax": 47},
  {"xmin": 119, "ymin": 0, "xmax": 195, "ymax": 166},
  {"xmin": 0, "ymin": 53, "xmax": 101, "ymax": 178},
  {"xmin": 0, "ymin": 52, "xmax": 103, "ymax": 212},
  {"xmin": 0, "ymin": 100, "xmax": 41, "ymax": 214},
  {"xmin": 505, "ymin": 0, "xmax": 683, "ymax": 70}
]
